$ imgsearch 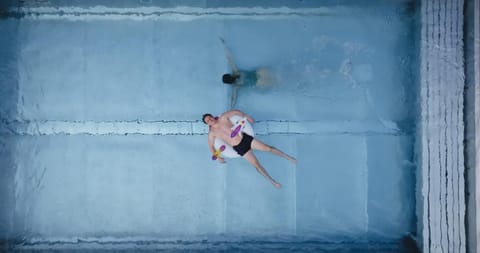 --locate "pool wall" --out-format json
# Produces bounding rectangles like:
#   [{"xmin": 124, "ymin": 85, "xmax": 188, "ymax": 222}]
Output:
[
  {"xmin": 418, "ymin": 0, "xmax": 467, "ymax": 252},
  {"xmin": 0, "ymin": 15, "xmax": 19, "ymax": 244},
  {"xmin": 465, "ymin": 0, "xmax": 480, "ymax": 252}
]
